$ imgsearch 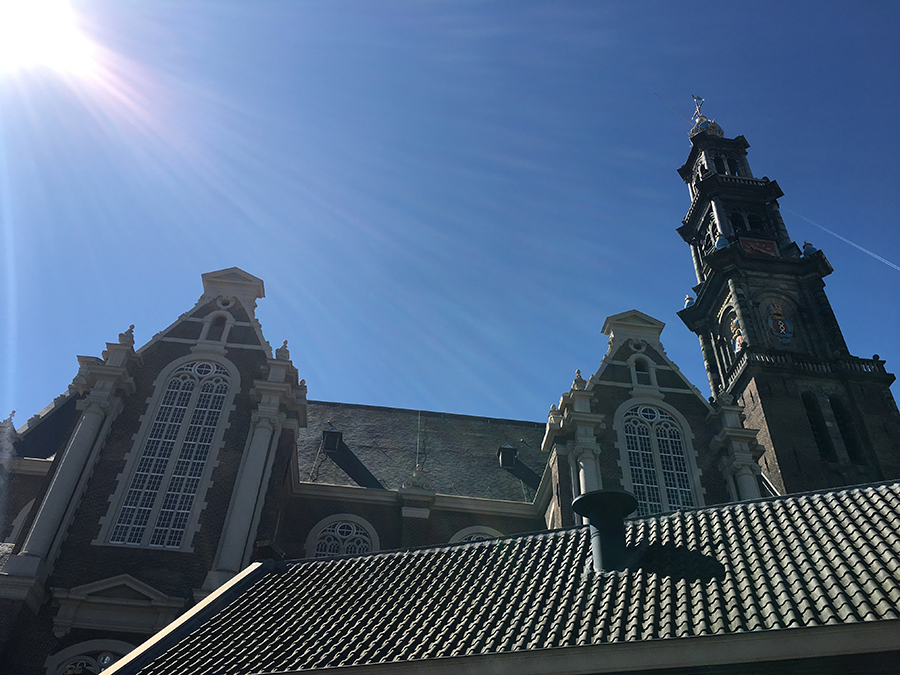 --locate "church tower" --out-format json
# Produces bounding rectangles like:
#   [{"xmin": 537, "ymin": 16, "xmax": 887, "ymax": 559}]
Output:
[{"xmin": 676, "ymin": 98, "xmax": 900, "ymax": 494}]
